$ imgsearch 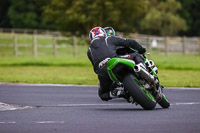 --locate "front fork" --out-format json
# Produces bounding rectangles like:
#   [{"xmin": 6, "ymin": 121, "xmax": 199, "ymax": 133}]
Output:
[{"xmin": 152, "ymin": 83, "xmax": 163, "ymax": 102}]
